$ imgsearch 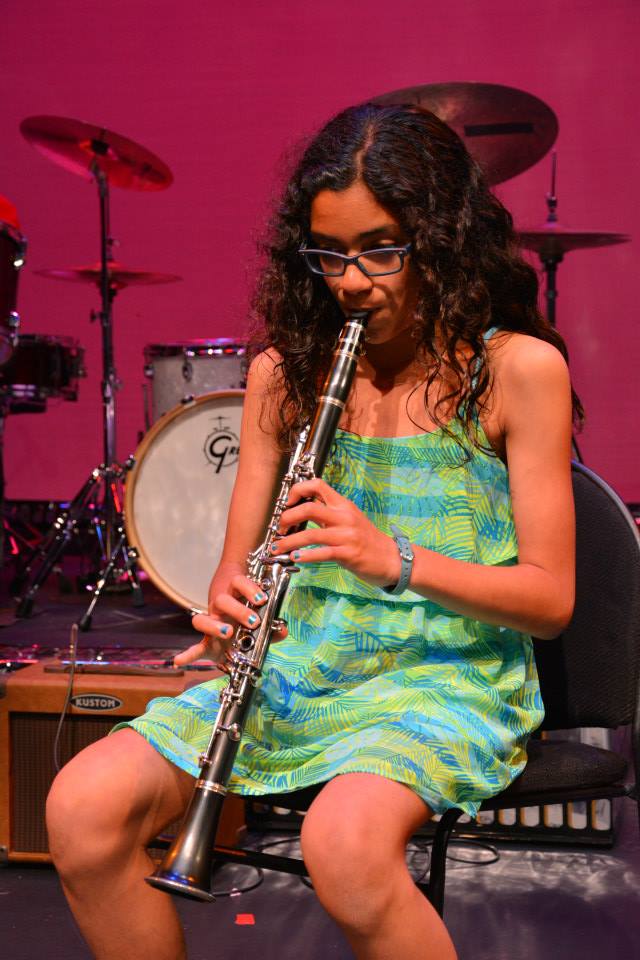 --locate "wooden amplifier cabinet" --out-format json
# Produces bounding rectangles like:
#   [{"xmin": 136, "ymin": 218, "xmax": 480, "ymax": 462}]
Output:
[{"xmin": 0, "ymin": 660, "xmax": 244, "ymax": 862}]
